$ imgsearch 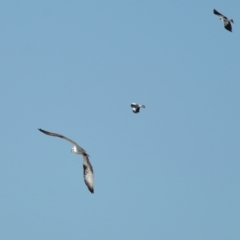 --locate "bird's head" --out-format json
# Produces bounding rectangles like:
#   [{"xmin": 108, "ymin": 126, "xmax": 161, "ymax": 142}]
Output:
[
  {"xmin": 231, "ymin": 19, "xmax": 234, "ymax": 23},
  {"xmin": 71, "ymin": 145, "xmax": 78, "ymax": 153}
]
